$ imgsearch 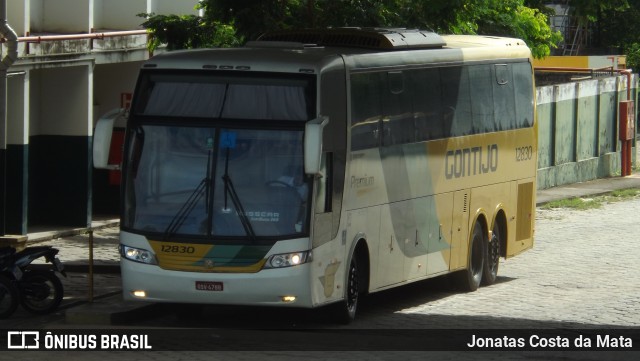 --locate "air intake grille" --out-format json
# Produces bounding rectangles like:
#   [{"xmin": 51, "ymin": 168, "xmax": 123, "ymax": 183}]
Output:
[{"xmin": 257, "ymin": 28, "xmax": 445, "ymax": 50}]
